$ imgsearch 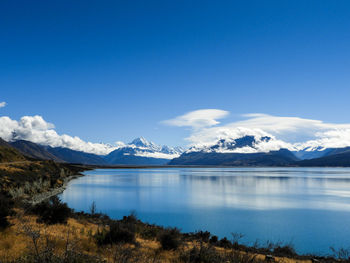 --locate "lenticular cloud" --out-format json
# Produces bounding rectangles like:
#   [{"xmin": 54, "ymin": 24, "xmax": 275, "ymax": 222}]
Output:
[
  {"xmin": 164, "ymin": 110, "xmax": 350, "ymax": 152},
  {"xmin": 0, "ymin": 115, "xmax": 116, "ymax": 155},
  {"xmin": 162, "ymin": 109, "xmax": 229, "ymax": 129}
]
